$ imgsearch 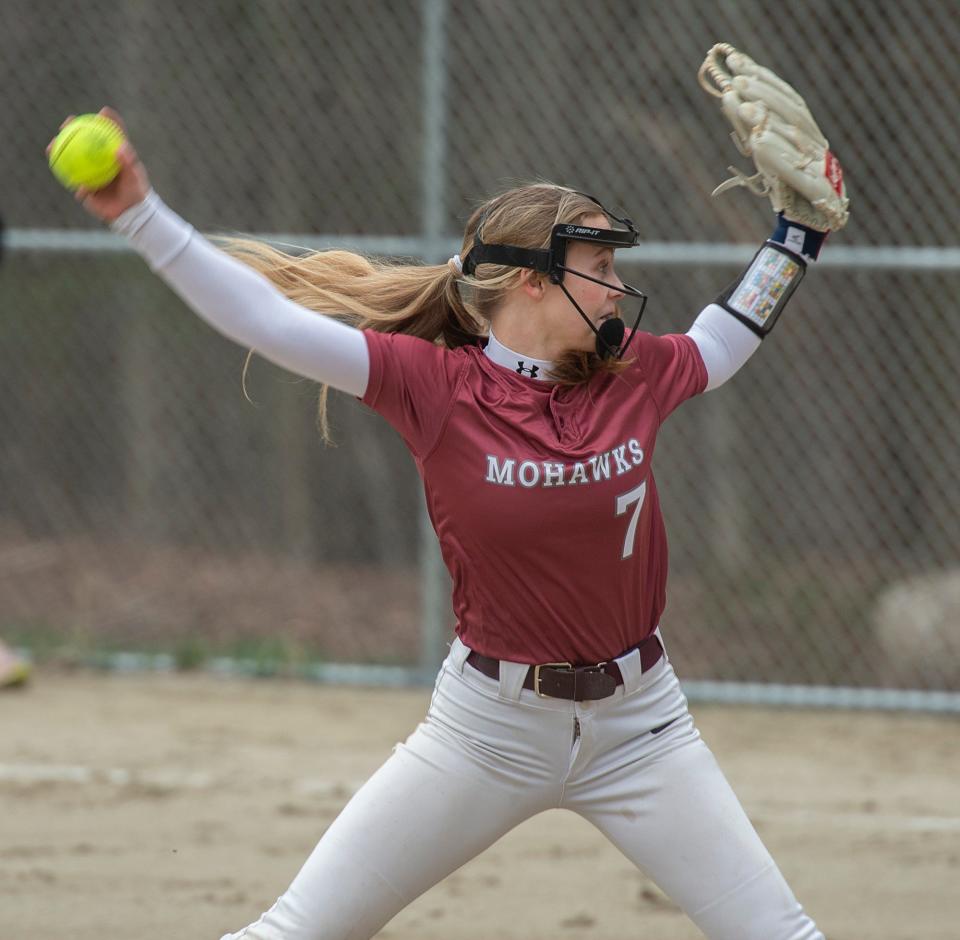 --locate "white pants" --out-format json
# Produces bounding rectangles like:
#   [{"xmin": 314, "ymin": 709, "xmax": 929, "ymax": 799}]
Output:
[{"xmin": 221, "ymin": 637, "xmax": 823, "ymax": 940}]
